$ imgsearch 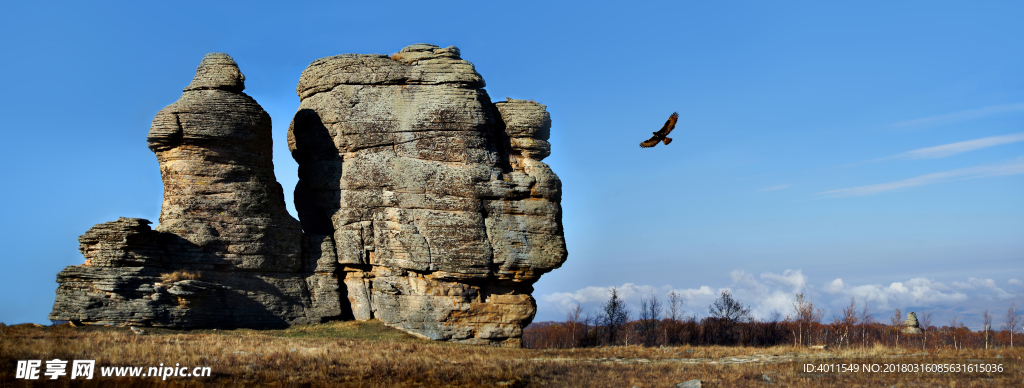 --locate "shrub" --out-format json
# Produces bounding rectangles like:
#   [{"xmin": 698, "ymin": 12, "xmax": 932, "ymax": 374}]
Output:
[{"xmin": 160, "ymin": 270, "xmax": 201, "ymax": 284}]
